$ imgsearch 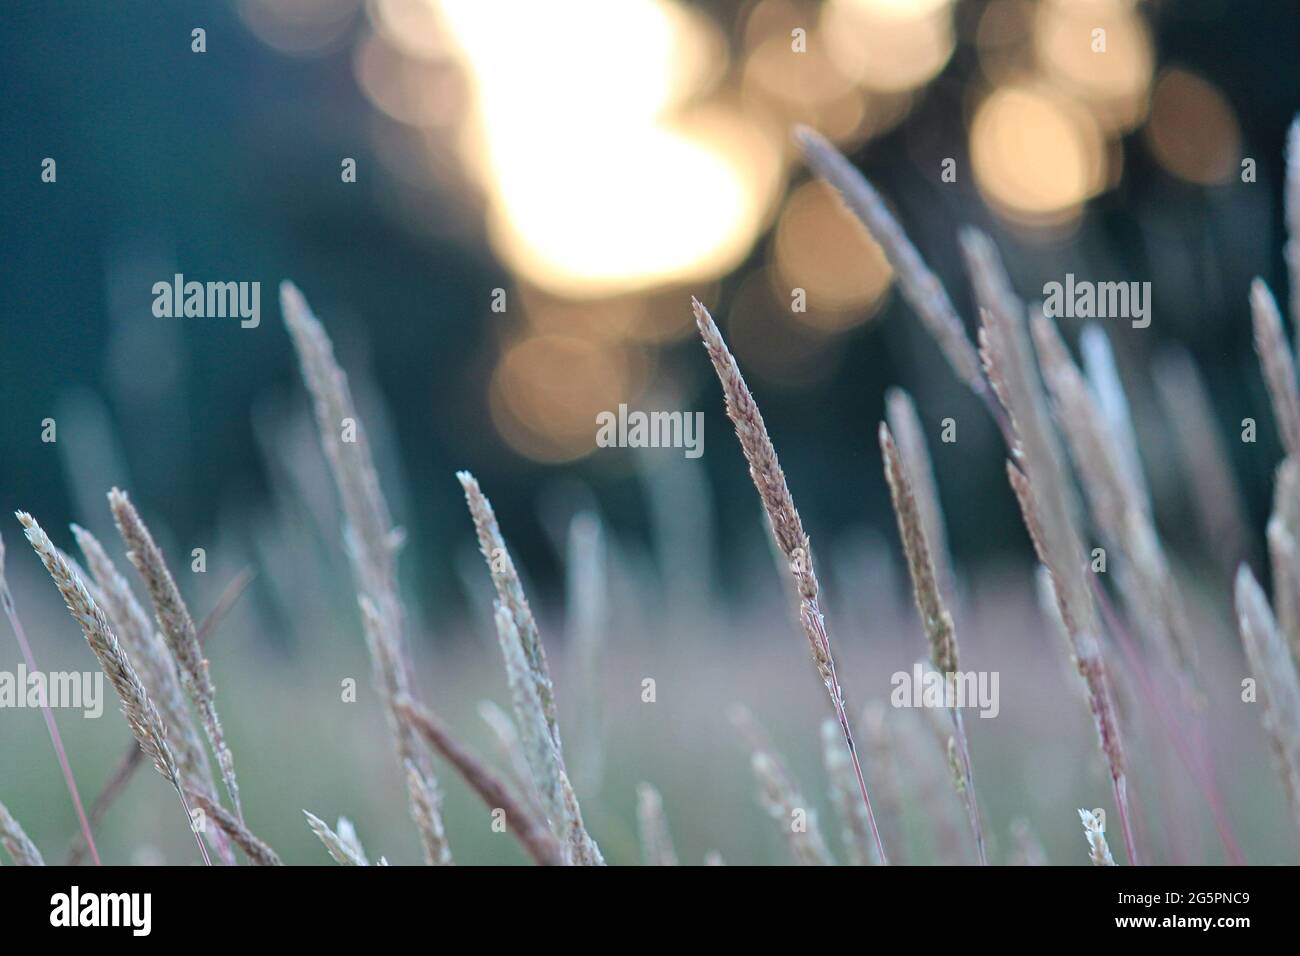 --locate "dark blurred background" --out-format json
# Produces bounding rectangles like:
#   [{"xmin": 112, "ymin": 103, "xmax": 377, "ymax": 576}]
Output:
[{"xmin": 3, "ymin": 0, "xmax": 1299, "ymax": 639}]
